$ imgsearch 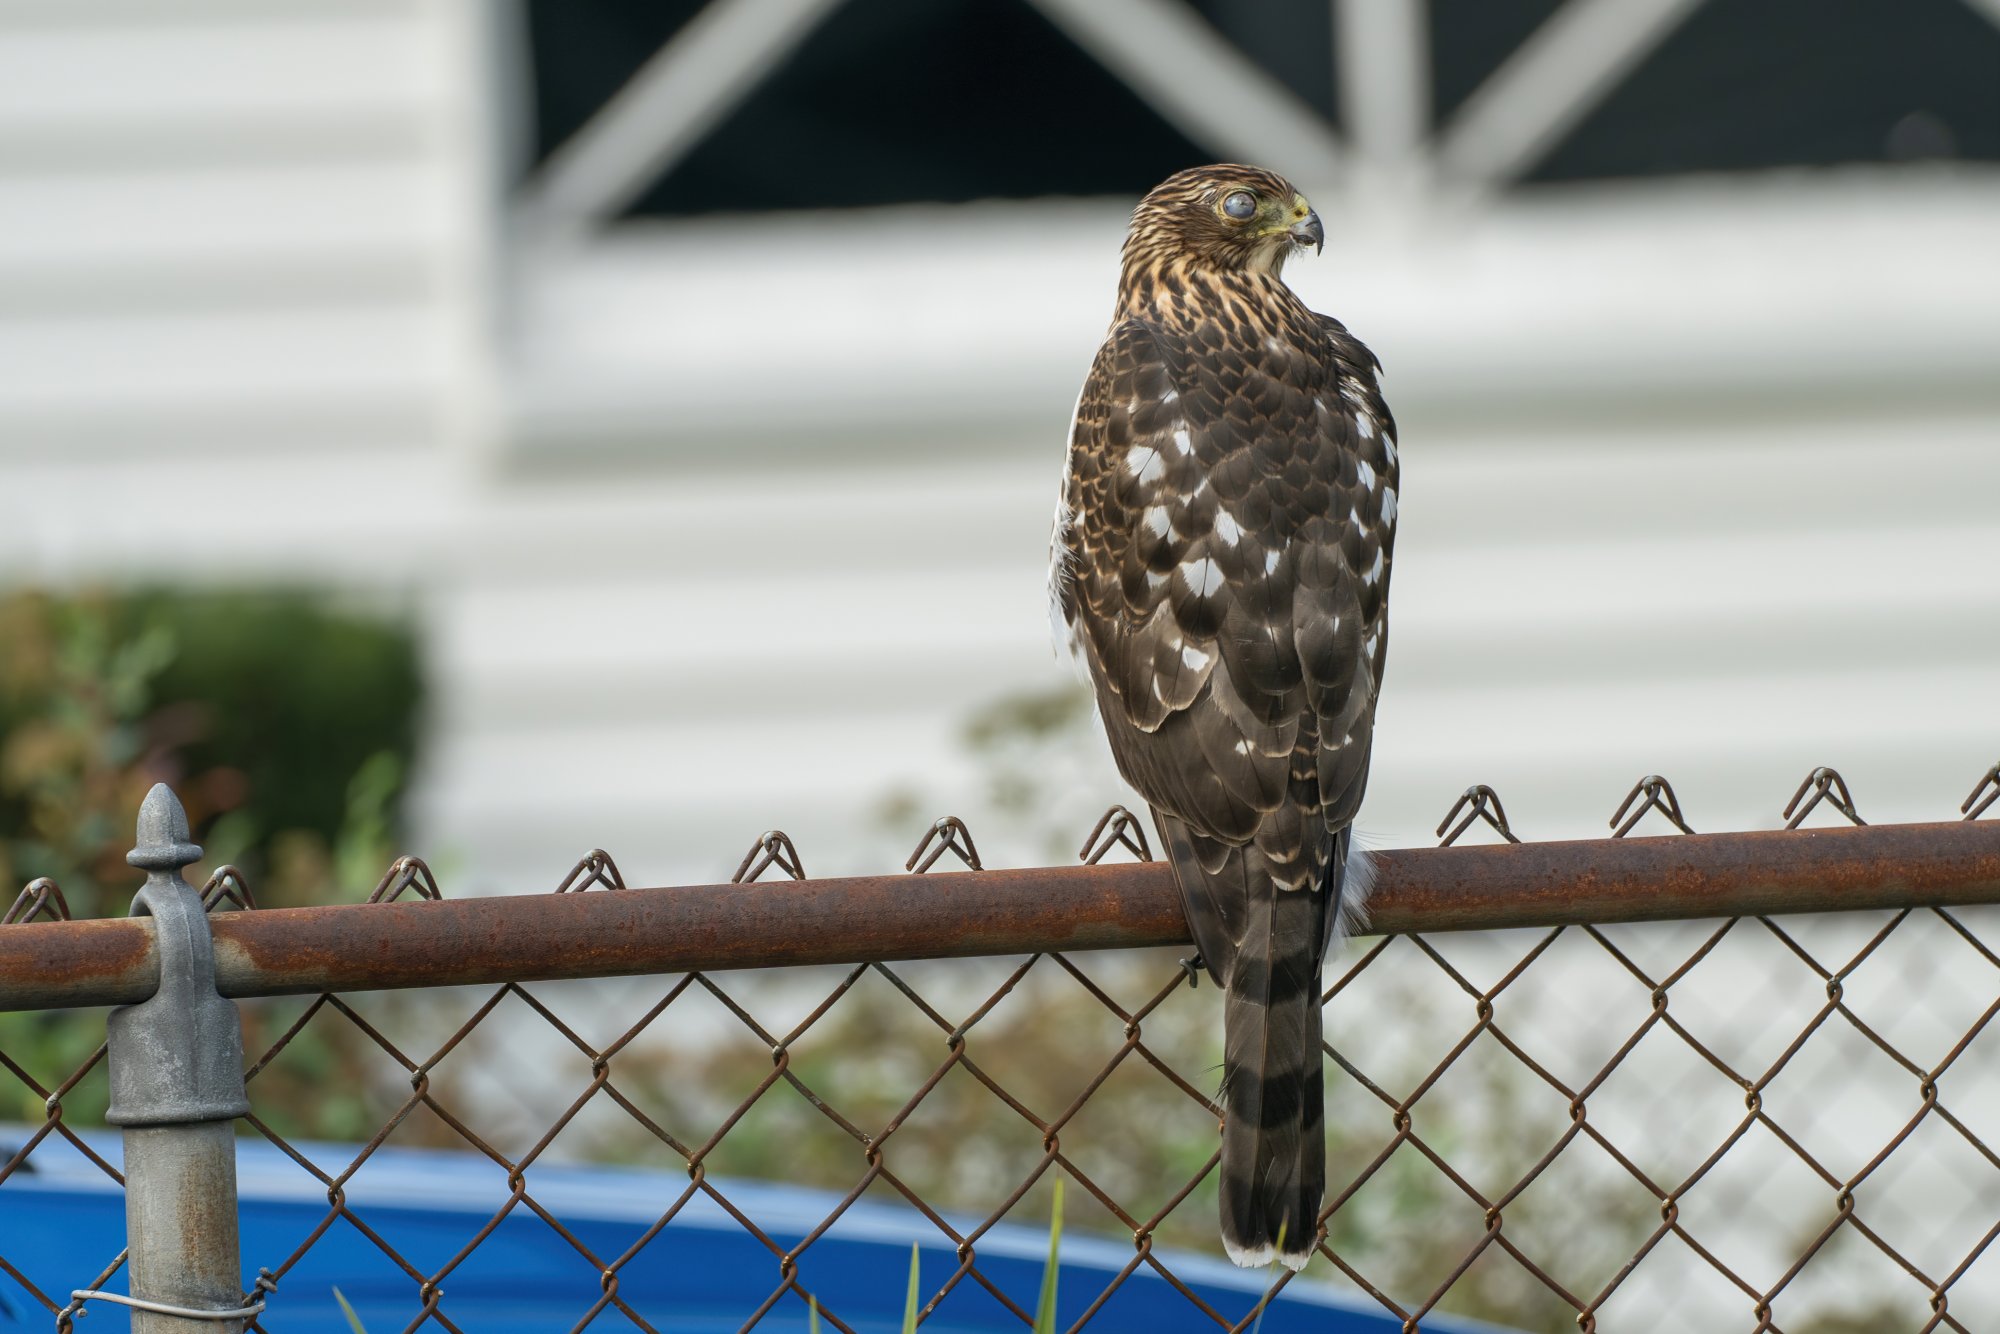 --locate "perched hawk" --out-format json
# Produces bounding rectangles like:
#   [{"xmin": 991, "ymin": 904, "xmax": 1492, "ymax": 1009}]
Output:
[{"xmin": 1049, "ymin": 165, "xmax": 1397, "ymax": 1270}]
